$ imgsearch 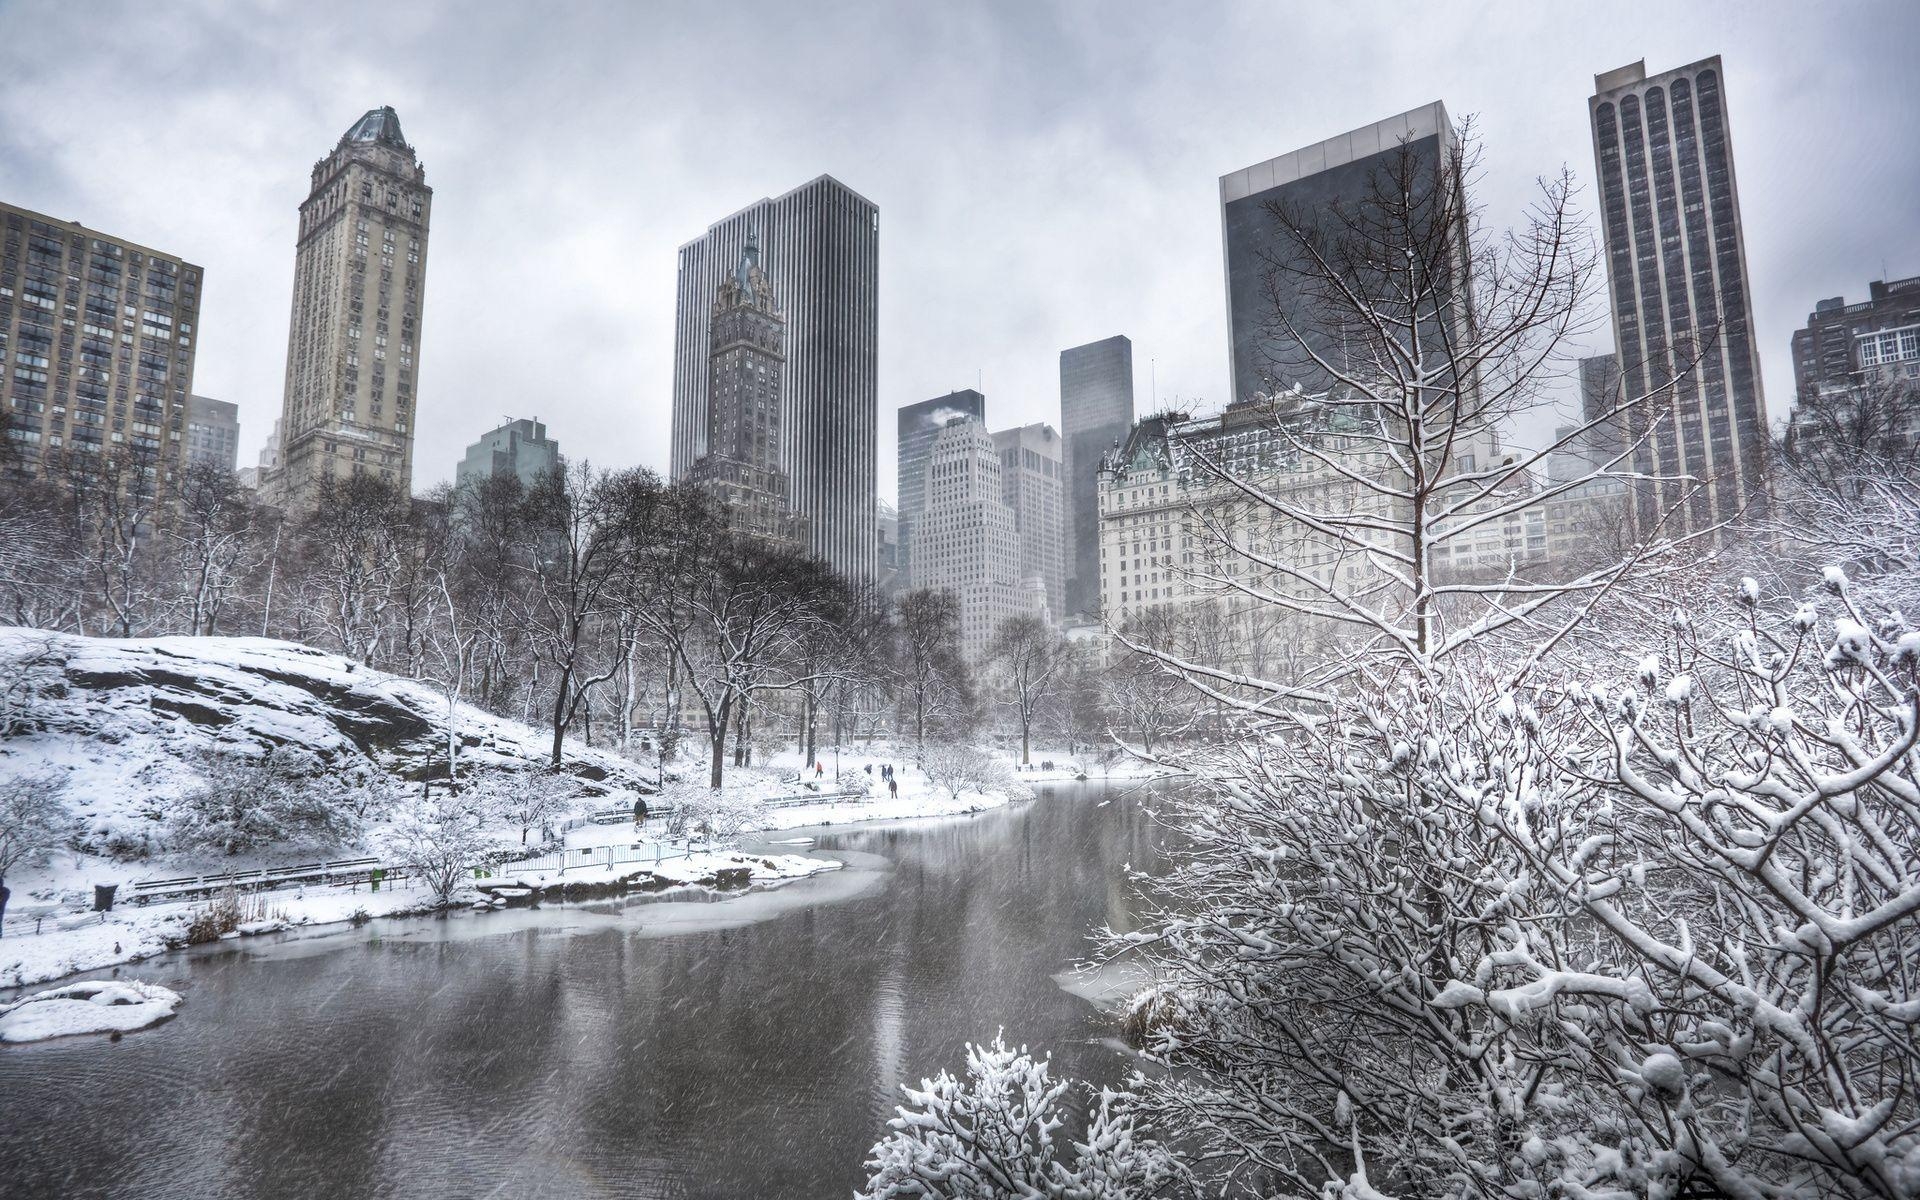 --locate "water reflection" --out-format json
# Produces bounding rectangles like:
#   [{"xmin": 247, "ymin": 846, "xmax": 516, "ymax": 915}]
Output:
[{"xmin": 0, "ymin": 782, "xmax": 1174, "ymax": 1199}]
